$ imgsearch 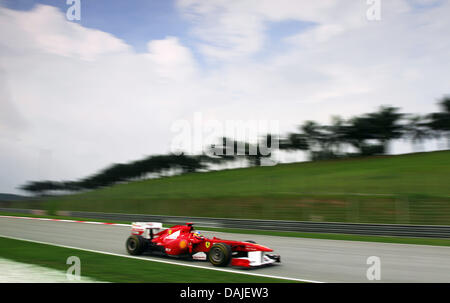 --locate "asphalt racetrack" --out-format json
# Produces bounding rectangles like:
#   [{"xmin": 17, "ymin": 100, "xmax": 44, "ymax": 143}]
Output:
[{"xmin": 0, "ymin": 217, "xmax": 449, "ymax": 282}]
